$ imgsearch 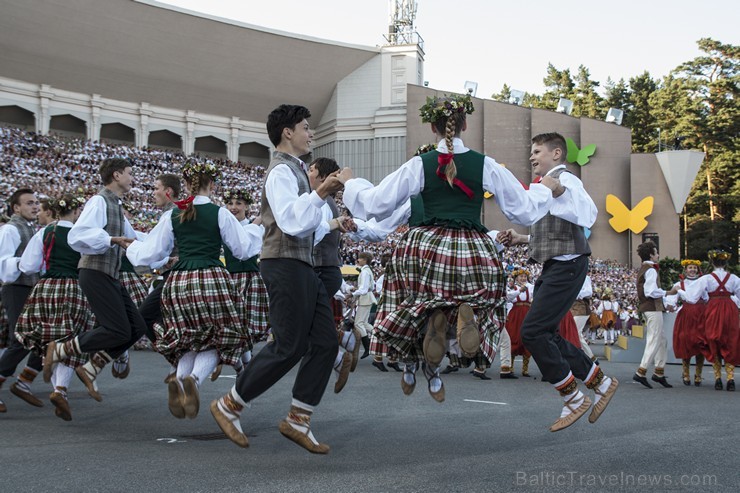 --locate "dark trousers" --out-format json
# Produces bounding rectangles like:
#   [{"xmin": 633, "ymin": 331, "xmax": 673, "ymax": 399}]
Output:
[
  {"xmin": 520, "ymin": 255, "xmax": 593, "ymax": 384},
  {"xmin": 235, "ymin": 259, "xmax": 338, "ymax": 407},
  {"xmin": 314, "ymin": 265, "xmax": 343, "ymax": 304},
  {"xmin": 0, "ymin": 284, "xmax": 41, "ymax": 377},
  {"xmin": 139, "ymin": 271, "xmax": 169, "ymax": 342},
  {"xmin": 76, "ymin": 269, "xmax": 147, "ymax": 356}
]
